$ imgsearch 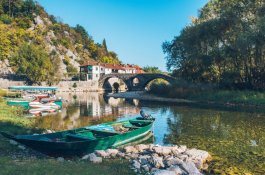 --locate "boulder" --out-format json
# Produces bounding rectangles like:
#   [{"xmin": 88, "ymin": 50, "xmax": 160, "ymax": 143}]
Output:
[
  {"xmin": 82, "ymin": 153, "xmax": 96, "ymax": 160},
  {"xmin": 117, "ymin": 152, "xmax": 125, "ymax": 158},
  {"xmin": 135, "ymin": 144, "xmax": 149, "ymax": 152},
  {"xmin": 18, "ymin": 145, "xmax": 26, "ymax": 150},
  {"xmin": 57, "ymin": 157, "xmax": 64, "ymax": 162},
  {"xmin": 139, "ymin": 155, "xmax": 150, "ymax": 165},
  {"xmin": 148, "ymin": 144, "xmax": 155, "ymax": 151},
  {"xmin": 9, "ymin": 140, "xmax": 18, "ymax": 145},
  {"xmin": 167, "ymin": 165, "xmax": 185, "ymax": 175},
  {"xmin": 171, "ymin": 146, "xmax": 181, "ymax": 156},
  {"xmin": 151, "ymin": 170, "xmax": 176, "ymax": 175},
  {"xmin": 95, "ymin": 150, "xmax": 109, "ymax": 157},
  {"xmin": 132, "ymin": 160, "xmax": 141, "ymax": 170},
  {"xmin": 90, "ymin": 156, "xmax": 102, "ymax": 163},
  {"xmin": 153, "ymin": 146, "xmax": 163, "ymax": 155},
  {"xmin": 124, "ymin": 146, "xmax": 138, "ymax": 153},
  {"xmin": 180, "ymin": 162, "xmax": 201, "ymax": 174},
  {"xmin": 161, "ymin": 147, "xmax": 172, "ymax": 156},
  {"xmin": 151, "ymin": 156, "xmax": 165, "ymax": 168},
  {"xmin": 178, "ymin": 154, "xmax": 189, "ymax": 161},
  {"xmin": 178, "ymin": 145, "xmax": 187, "ymax": 153},
  {"xmin": 185, "ymin": 149, "xmax": 210, "ymax": 162},
  {"xmin": 84, "ymin": 153, "xmax": 102, "ymax": 163},
  {"xmin": 141, "ymin": 164, "xmax": 150, "ymax": 172},
  {"xmin": 106, "ymin": 149, "xmax": 119, "ymax": 157},
  {"xmin": 129, "ymin": 153, "xmax": 139, "ymax": 159},
  {"xmin": 165, "ymin": 157, "xmax": 183, "ymax": 167}
]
